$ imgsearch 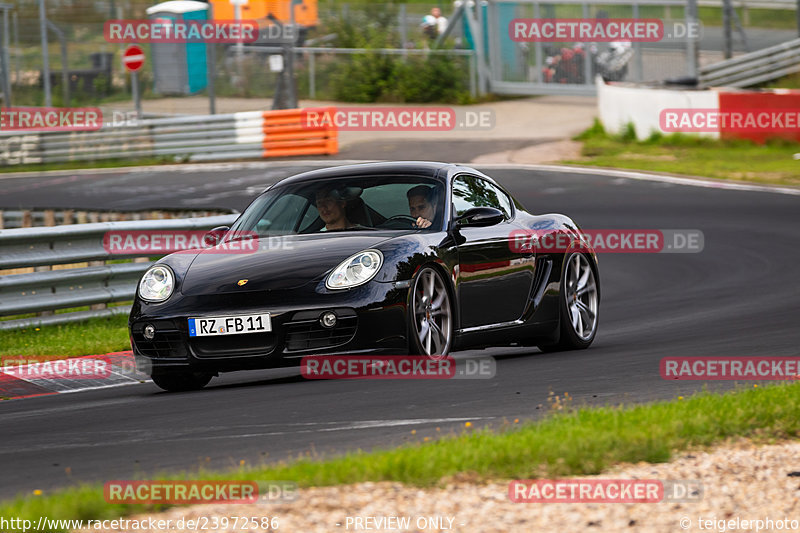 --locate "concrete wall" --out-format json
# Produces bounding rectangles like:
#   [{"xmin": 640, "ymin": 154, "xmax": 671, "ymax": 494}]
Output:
[{"xmin": 597, "ymin": 77, "xmax": 720, "ymax": 140}]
